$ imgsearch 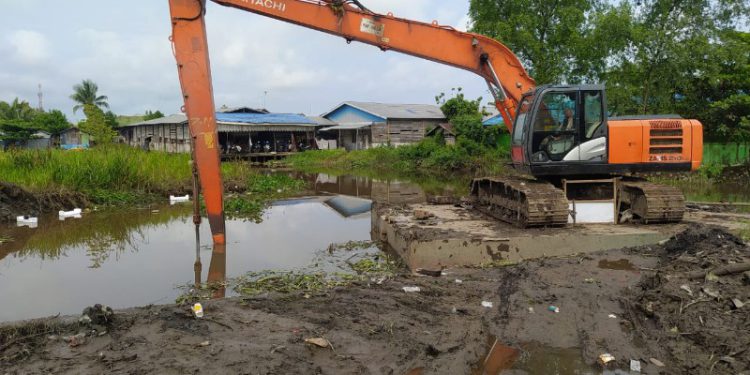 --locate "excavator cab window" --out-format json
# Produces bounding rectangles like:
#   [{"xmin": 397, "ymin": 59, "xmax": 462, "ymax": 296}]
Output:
[
  {"xmin": 583, "ymin": 91, "xmax": 604, "ymax": 140},
  {"xmin": 511, "ymin": 95, "xmax": 534, "ymax": 146},
  {"xmin": 530, "ymin": 91, "xmax": 579, "ymax": 162}
]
